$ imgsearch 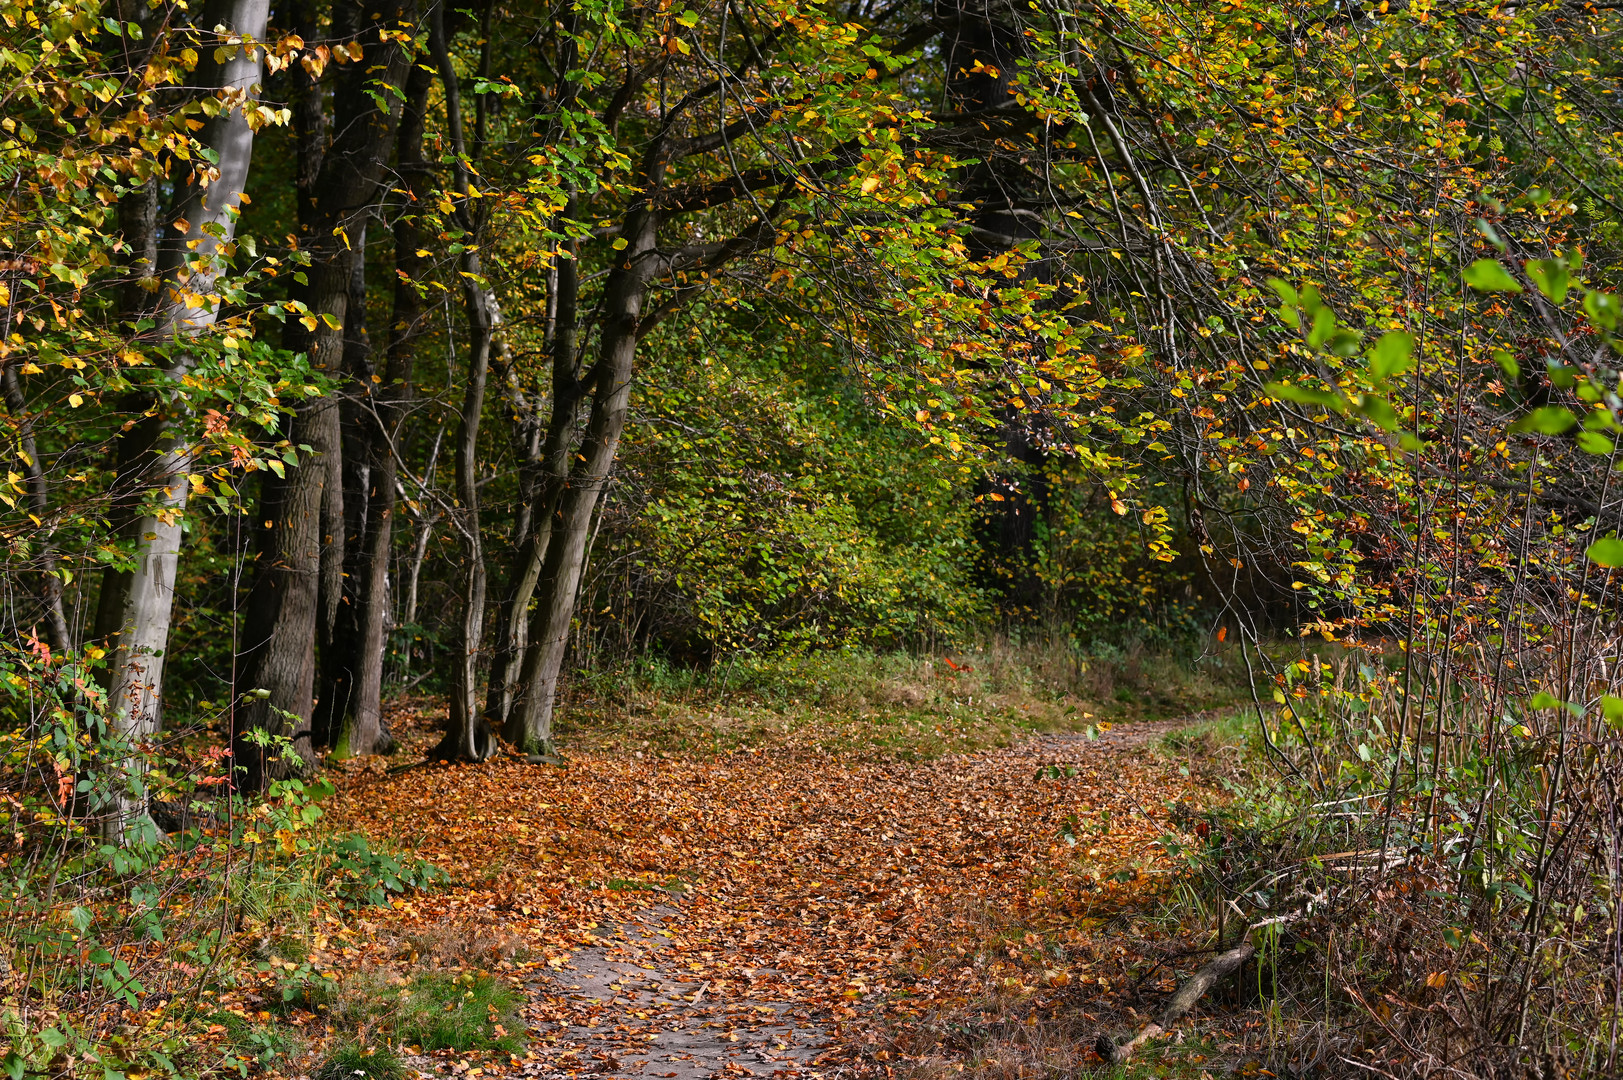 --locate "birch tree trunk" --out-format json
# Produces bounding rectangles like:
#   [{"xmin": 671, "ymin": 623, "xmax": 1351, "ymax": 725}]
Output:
[{"xmin": 94, "ymin": 0, "xmax": 270, "ymax": 840}]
